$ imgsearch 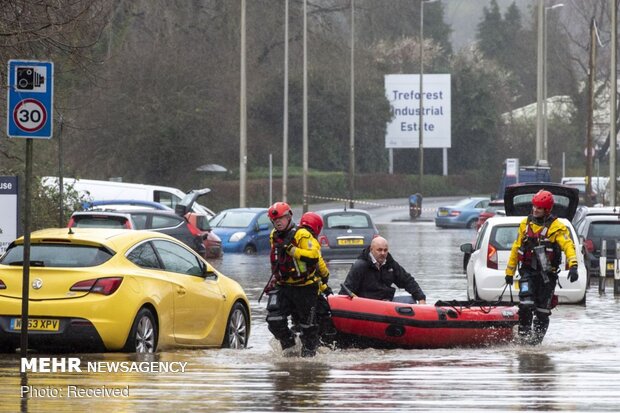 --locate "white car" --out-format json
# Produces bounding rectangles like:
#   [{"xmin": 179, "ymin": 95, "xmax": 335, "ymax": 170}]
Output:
[
  {"xmin": 460, "ymin": 182, "xmax": 587, "ymax": 305},
  {"xmin": 461, "ymin": 216, "xmax": 587, "ymax": 304}
]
